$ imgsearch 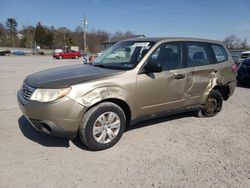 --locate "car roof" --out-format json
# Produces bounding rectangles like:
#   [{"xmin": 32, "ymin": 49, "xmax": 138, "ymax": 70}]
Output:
[
  {"xmin": 123, "ymin": 37, "xmax": 224, "ymax": 45},
  {"xmin": 242, "ymin": 51, "xmax": 250, "ymax": 54}
]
